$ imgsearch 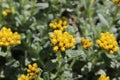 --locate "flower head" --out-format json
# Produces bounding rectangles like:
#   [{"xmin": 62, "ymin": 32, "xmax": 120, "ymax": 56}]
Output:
[
  {"xmin": 98, "ymin": 74, "xmax": 110, "ymax": 80},
  {"xmin": 49, "ymin": 18, "xmax": 68, "ymax": 31},
  {"xmin": 2, "ymin": 9, "xmax": 11, "ymax": 16},
  {"xmin": 91, "ymin": 0, "xmax": 95, "ymax": 5},
  {"xmin": 50, "ymin": 30, "xmax": 76, "ymax": 52},
  {"xmin": 96, "ymin": 32, "xmax": 119, "ymax": 54},
  {"xmin": 27, "ymin": 63, "xmax": 40, "ymax": 80},
  {"xmin": 17, "ymin": 74, "xmax": 29, "ymax": 80},
  {"xmin": 0, "ymin": 27, "xmax": 21, "ymax": 46},
  {"xmin": 81, "ymin": 37, "xmax": 93, "ymax": 49},
  {"xmin": 112, "ymin": 0, "xmax": 120, "ymax": 5}
]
